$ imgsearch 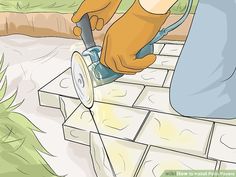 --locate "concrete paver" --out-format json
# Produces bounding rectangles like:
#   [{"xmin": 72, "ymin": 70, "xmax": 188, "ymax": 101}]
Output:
[
  {"xmin": 160, "ymin": 44, "xmax": 184, "ymax": 56},
  {"xmin": 134, "ymin": 86, "xmax": 178, "ymax": 115},
  {"xmin": 63, "ymin": 102, "xmax": 148, "ymax": 145},
  {"xmin": 94, "ymin": 82, "xmax": 144, "ymax": 107},
  {"xmin": 33, "ymin": 38, "xmax": 236, "ymax": 177},
  {"xmin": 208, "ymin": 123, "xmax": 236, "ymax": 163},
  {"xmin": 220, "ymin": 162, "xmax": 236, "ymax": 170},
  {"xmin": 154, "ymin": 43, "xmax": 165, "ymax": 54},
  {"xmin": 117, "ymin": 68, "xmax": 168, "ymax": 87},
  {"xmin": 137, "ymin": 146, "xmax": 217, "ymax": 177},
  {"xmin": 135, "ymin": 112, "xmax": 213, "ymax": 157},
  {"xmin": 90, "ymin": 133, "xmax": 147, "ymax": 177},
  {"xmin": 151, "ymin": 55, "xmax": 179, "ymax": 70},
  {"xmin": 39, "ymin": 68, "xmax": 145, "ymax": 107}
]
